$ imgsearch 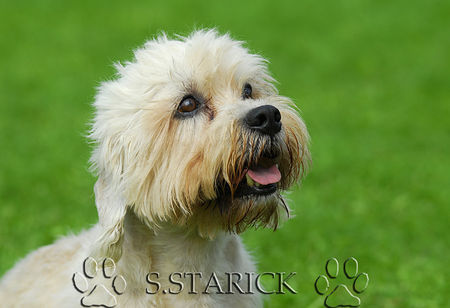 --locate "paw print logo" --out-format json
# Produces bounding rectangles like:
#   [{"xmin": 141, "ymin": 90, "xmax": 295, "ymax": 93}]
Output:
[
  {"xmin": 314, "ymin": 257, "xmax": 369, "ymax": 307},
  {"xmin": 72, "ymin": 257, "xmax": 127, "ymax": 308}
]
